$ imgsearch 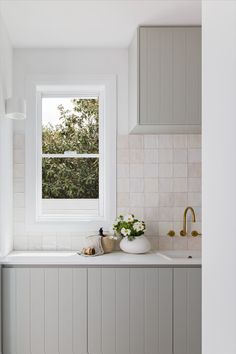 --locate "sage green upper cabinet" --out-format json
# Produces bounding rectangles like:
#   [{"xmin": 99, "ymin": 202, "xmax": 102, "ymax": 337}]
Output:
[{"xmin": 129, "ymin": 26, "xmax": 201, "ymax": 134}]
